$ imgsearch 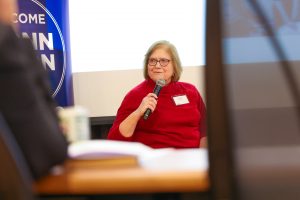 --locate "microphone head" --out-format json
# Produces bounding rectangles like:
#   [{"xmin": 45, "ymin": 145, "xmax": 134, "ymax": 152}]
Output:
[{"xmin": 156, "ymin": 79, "xmax": 166, "ymax": 87}]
